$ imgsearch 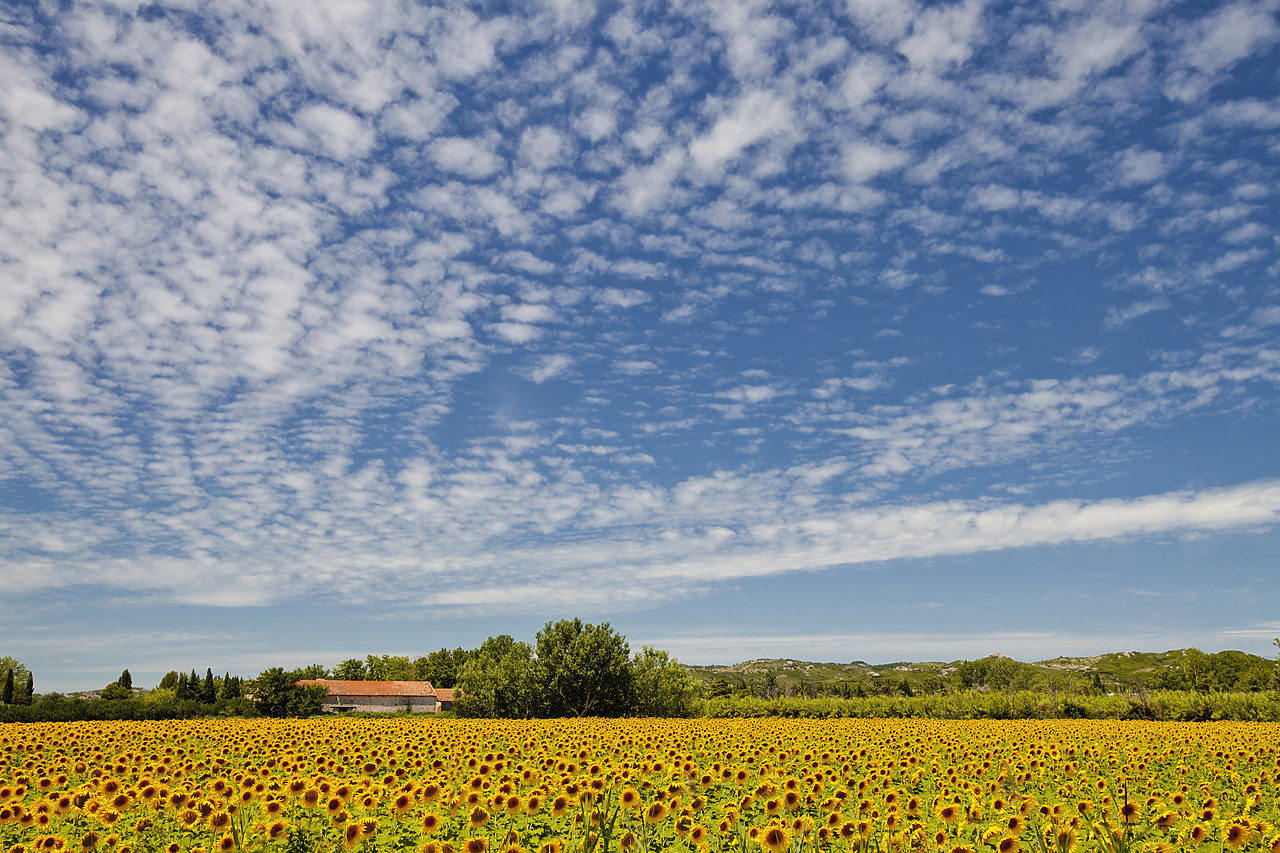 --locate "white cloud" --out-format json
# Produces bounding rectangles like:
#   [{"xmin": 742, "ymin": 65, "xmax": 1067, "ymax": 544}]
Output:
[
  {"xmin": 897, "ymin": 0, "xmax": 985, "ymax": 69},
  {"xmin": 688, "ymin": 90, "xmax": 795, "ymax": 173},
  {"xmin": 1184, "ymin": 1, "xmax": 1280, "ymax": 74},
  {"xmin": 842, "ymin": 140, "xmax": 909, "ymax": 182},
  {"xmin": 527, "ymin": 353, "xmax": 574, "ymax": 383},
  {"xmin": 1115, "ymin": 146, "xmax": 1168, "ymax": 186},
  {"xmin": 429, "ymin": 136, "xmax": 504, "ymax": 178},
  {"xmin": 295, "ymin": 104, "xmax": 375, "ymax": 161},
  {"xmin": 489, "ymin": 322, "xmax": 543, "ymax": 343}
]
